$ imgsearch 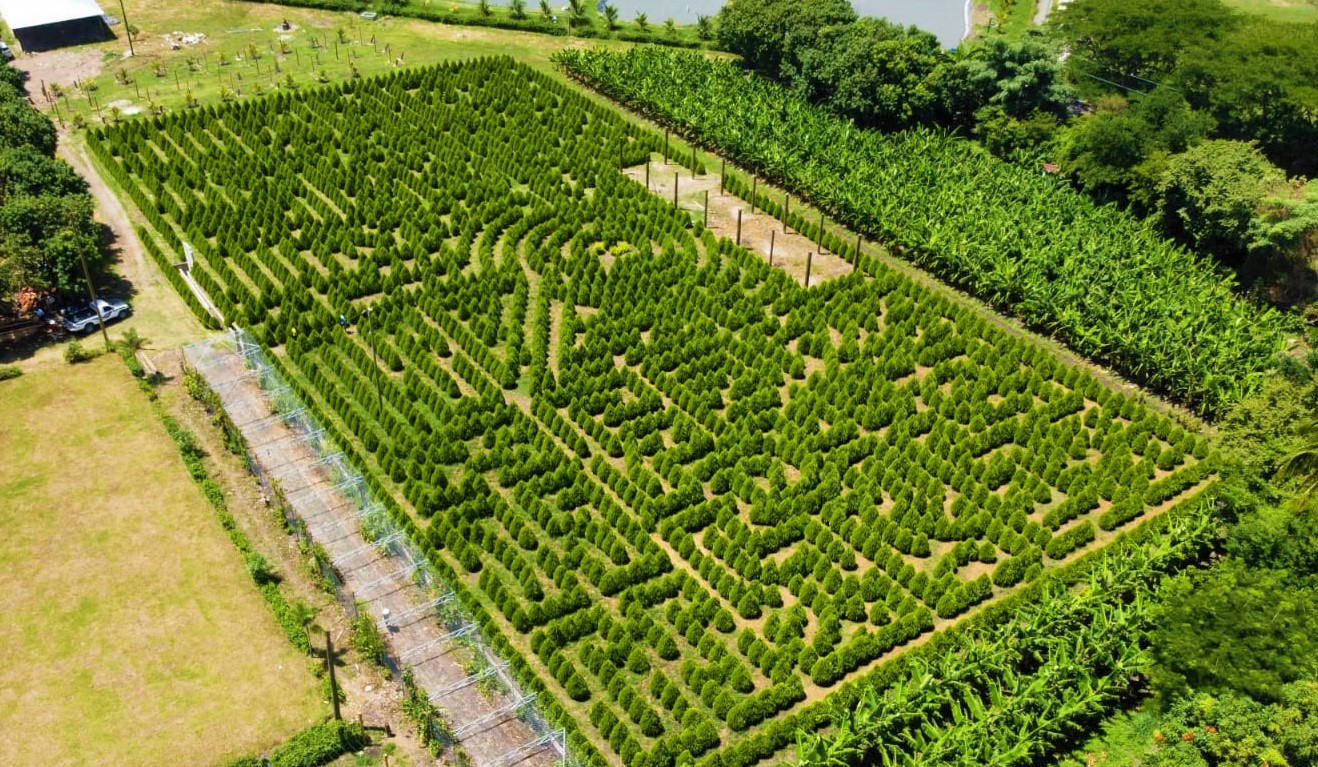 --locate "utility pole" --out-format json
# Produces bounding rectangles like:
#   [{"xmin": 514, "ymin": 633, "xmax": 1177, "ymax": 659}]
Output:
[
  {"xmin": 117, "ymin": 0, "xmax": 135, "ymax": 57},
  {"xmin": 78, "ymin": 249, "xmax": 110, "ymax": 349}
]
